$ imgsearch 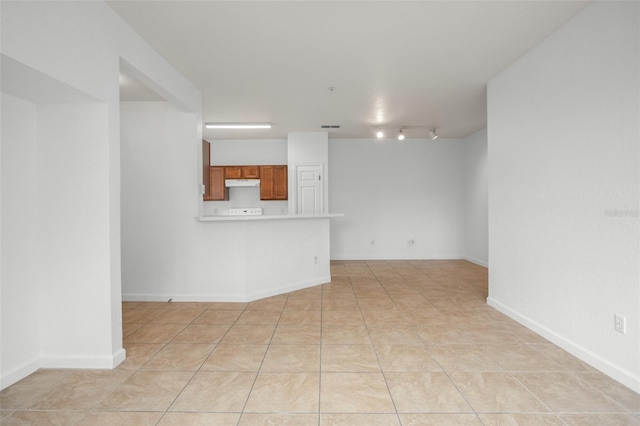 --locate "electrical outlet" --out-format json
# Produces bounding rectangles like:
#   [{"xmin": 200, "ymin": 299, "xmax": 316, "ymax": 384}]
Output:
[
  {"xmin": 408, "ymin": 239, "xmax": 415, "ymax": 246},
  {"xmin": 614, "ymin": 314, "xmax": 626, "ymax": 334},
  {"xmin": 314, "ymin": 256, "xmax": 318, "ymax": 265}
]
